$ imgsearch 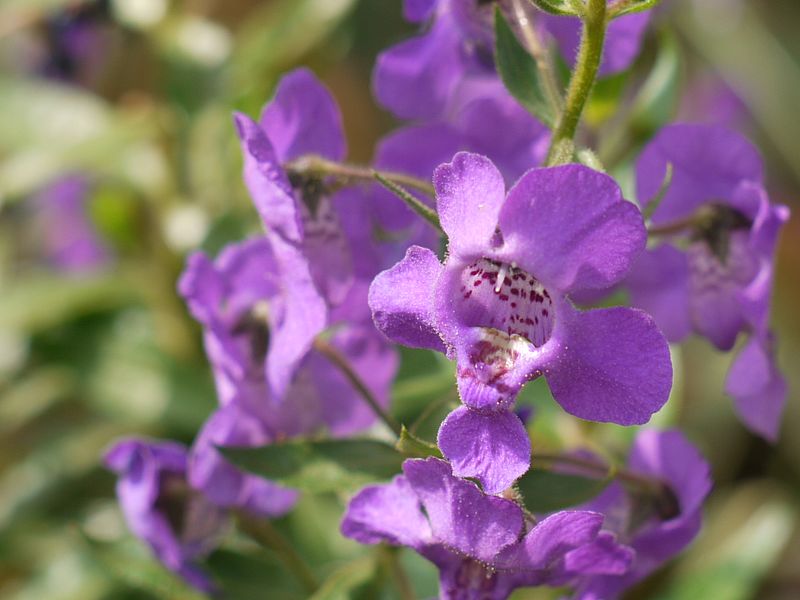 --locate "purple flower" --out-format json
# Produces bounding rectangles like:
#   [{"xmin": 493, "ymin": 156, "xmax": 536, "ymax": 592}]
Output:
[
  {"xmin": 34, "ymin": 176, "xmax": 111, "ymax": 274},
  {"xmin": 571, "ymin": 429, "xmax": 712, "ymax": 599},
  {"xmin": 104, "ymin": 438, "xmax": 226, "ymax": 593},
  {"xmin": 342, "ymin": 457, "xmax": 633, "ymax": 600},
  {"xmin": 233, "ymin": 67, "xmax": 354, "ymax": 315},
  {"xmin": 369, "ymin": 153, "xmax": 671, "ymax": 492},
  {"xmin": 374, "ymin": 0, "xmax": 651, "ymax": 121},
  {"xmin": 180, "ymin": 236, "xmax": 398, "ymax": 514},
  {"xmin": 626, "ymin": 123, "xmax": 790, "ymax": 439}
]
